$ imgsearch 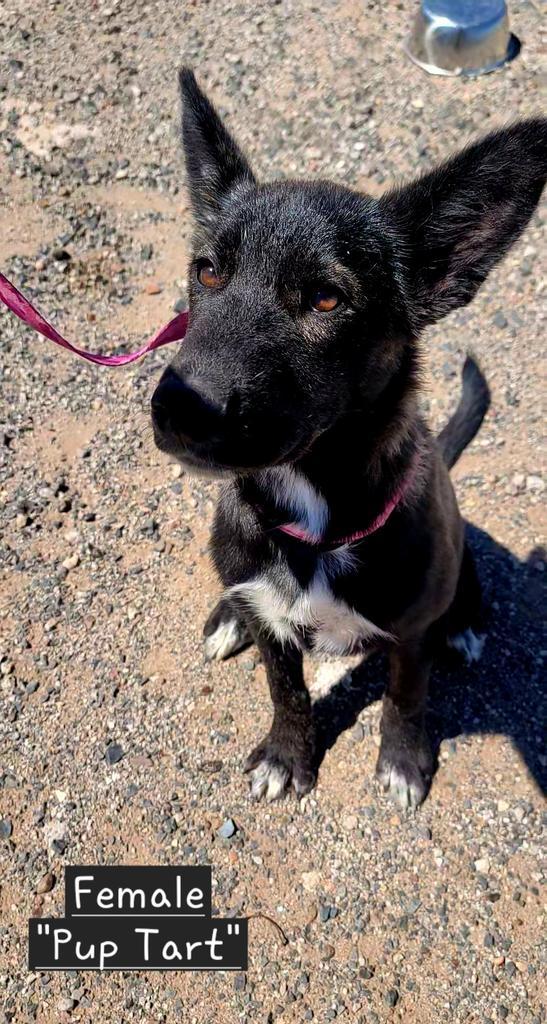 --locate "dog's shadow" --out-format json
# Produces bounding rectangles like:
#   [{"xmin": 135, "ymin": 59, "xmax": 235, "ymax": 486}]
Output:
[{"xmin": 312, "ymin": 524, "xmax": 546, "ymax": 796}]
